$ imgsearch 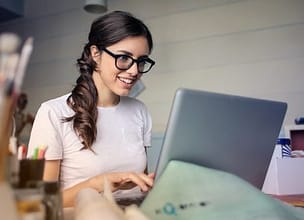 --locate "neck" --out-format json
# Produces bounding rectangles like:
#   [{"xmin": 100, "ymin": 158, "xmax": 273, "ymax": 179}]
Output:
[
  {"xmin": 92, "ymin": 71, "xmax": 120, "ymax": 107},
  {"xmin": 98, "ymin": 95, "xmax": 120, "ymax": 107}
]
